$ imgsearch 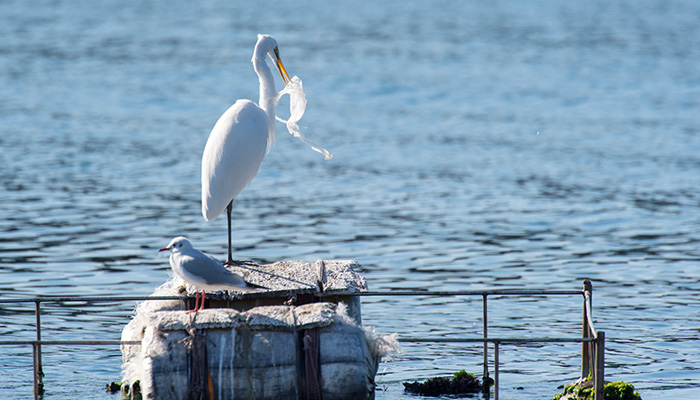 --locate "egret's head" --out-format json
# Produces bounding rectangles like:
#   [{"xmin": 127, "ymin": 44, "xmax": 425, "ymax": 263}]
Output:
[
  {"xmin": 254, "ymin": 34, "xmax": 291, "ymax": 85},
  {"xmin": 159, "ymin": 236, "xmax": 192, "ymax": 253}
]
